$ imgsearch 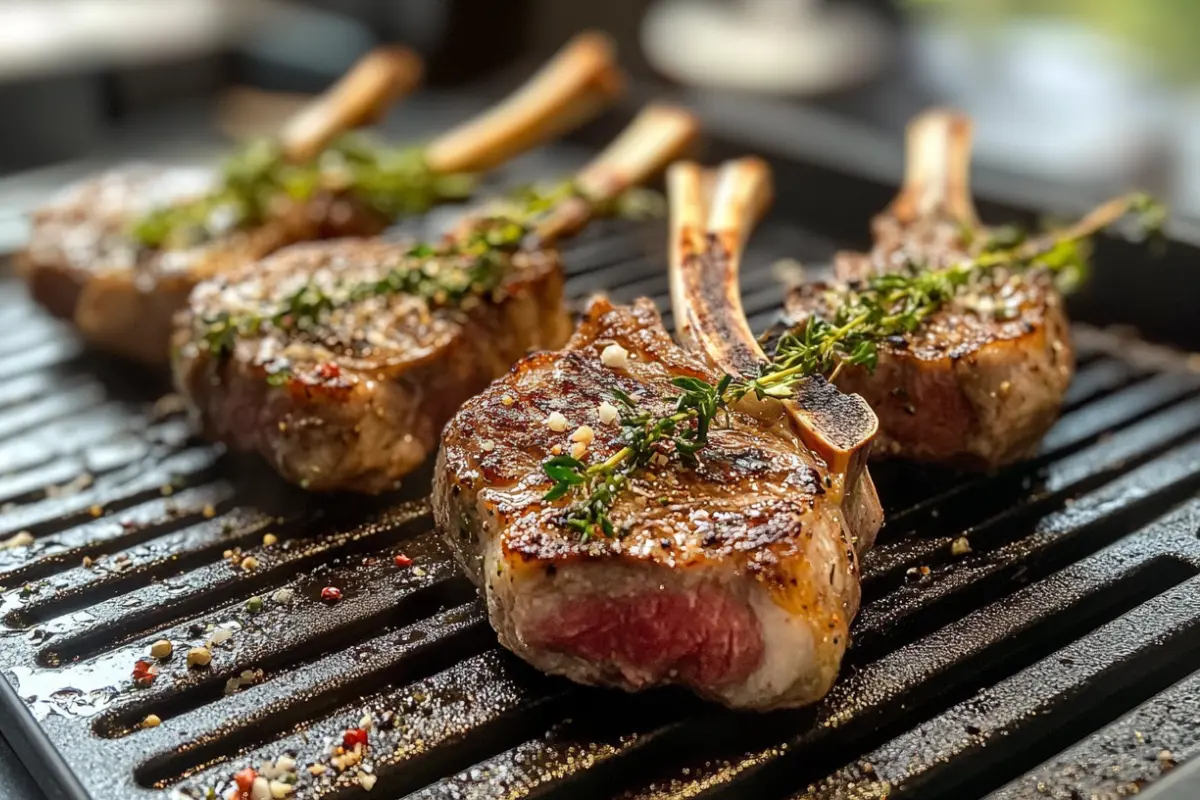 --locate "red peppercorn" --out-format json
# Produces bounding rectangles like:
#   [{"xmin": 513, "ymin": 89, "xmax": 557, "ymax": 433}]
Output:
[
  {"xmin": 316, "ymin": 362, "xmax": 341, "ymax": 380},
  {"xmin": 321, "ymin": 586, "xmax": 342, "ymax": 603},
  {"xmin": 394, "ymin": 554, "xmax": 413, "ymax": 567},
  {"xmin": 131, "ymin": 659, "xmax": 158, "ymax": 687},
  {"xmin": 342, "ymin": 727, "xmax": 369, "ymax": 750},
  {"xmin": 233, "ymin": 767, "xmax": 257, "ymax": 796}
]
